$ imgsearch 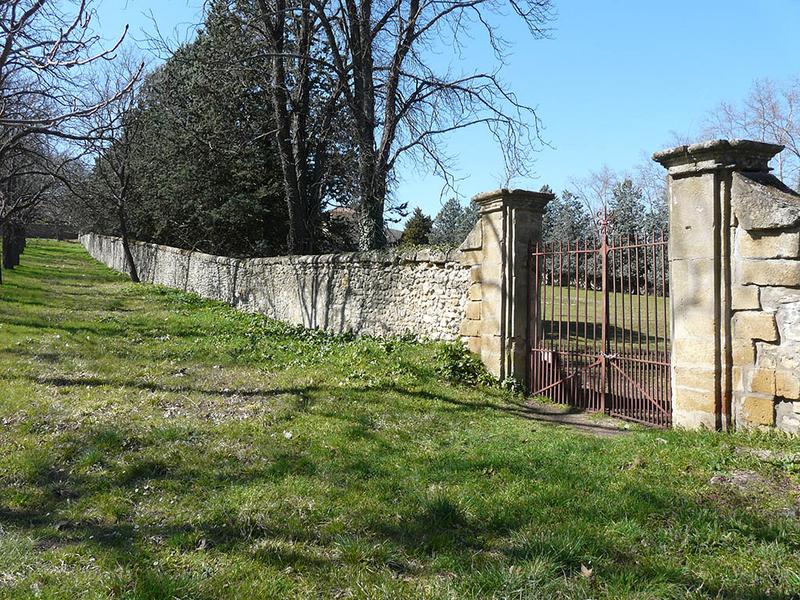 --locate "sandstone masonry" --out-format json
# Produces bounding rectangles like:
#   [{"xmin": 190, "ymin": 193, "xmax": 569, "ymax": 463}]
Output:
[{"xmin": 654, "ymin": 139, "xmax": 800, "ymax": 434}]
